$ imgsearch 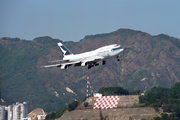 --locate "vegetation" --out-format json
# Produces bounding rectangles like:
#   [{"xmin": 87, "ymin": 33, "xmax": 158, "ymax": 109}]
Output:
[
  {"xmin": 129, "ymin": 90, "xmax": 143, "ymax": 95},
  {"xmin": 55, "ymin": 106, "xmax": 68, "ymax": 118},
  {"xmin": 99, "ymin": 107, "xmax": 104, "ymax": 120},
  {"xmin": 98, "ymin": 86, "xmax": 142, "ymax": 96},
  {"xmin": 45, "ymin": 112, "xmax": 56, "ymax": 120},
  {"xmin": 68, "ymin": 100, "xmax": 79, "ymax": 111},
  {"xmin": 98, "ymin": 86, "xmax": 129, "ymax": 95},
  {"xmin": 144, "ymin": 113, "xmax": 179, "ymax": 120},
  {"xmin": 45, "ymin": 83, "xmax": 180, "ymax": 119},
  {"xmin": 1, "ymin": 37, "xmax": 21, "ymax": 41},
  {"xmin": 0, "ymin": 36, "xmax": 70, "ymax": 112},
  {"xmin": 84, "ymin": 29, "xmax": 143, "ymax": 40},
  {"xmin": 99, "ymin": 84, "xmax": 180, "ymax": 119},
  {"xmin": 45, "ymin": 100, "xmax": 79, "ymax": 120},
  {"xmin": 139, "ymin": 82, "xmax": 180, "ymax": 119},
  {"xmin": 84, "ymin": 102, "xmax": 89, "ymax": 107},
  {"xmin": 1, "ymin": 28, "xmax": 180, "ymax": 114}
]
